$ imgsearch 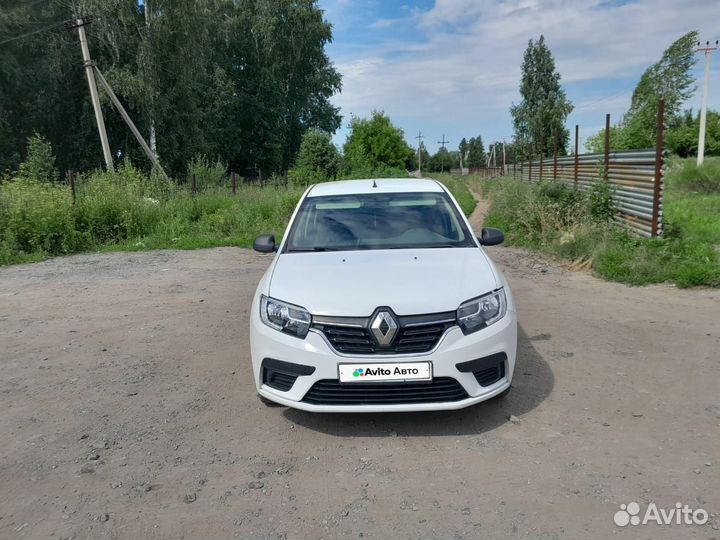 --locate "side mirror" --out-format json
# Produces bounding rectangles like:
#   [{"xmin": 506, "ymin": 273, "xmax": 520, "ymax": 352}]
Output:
[
  {"xmin": 253, "ymin": 235, "xmax": 277, "ymax": 253},
  {"xmin": 479, "ymin": 227, "xmax": 504, "ymax": 246}
]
